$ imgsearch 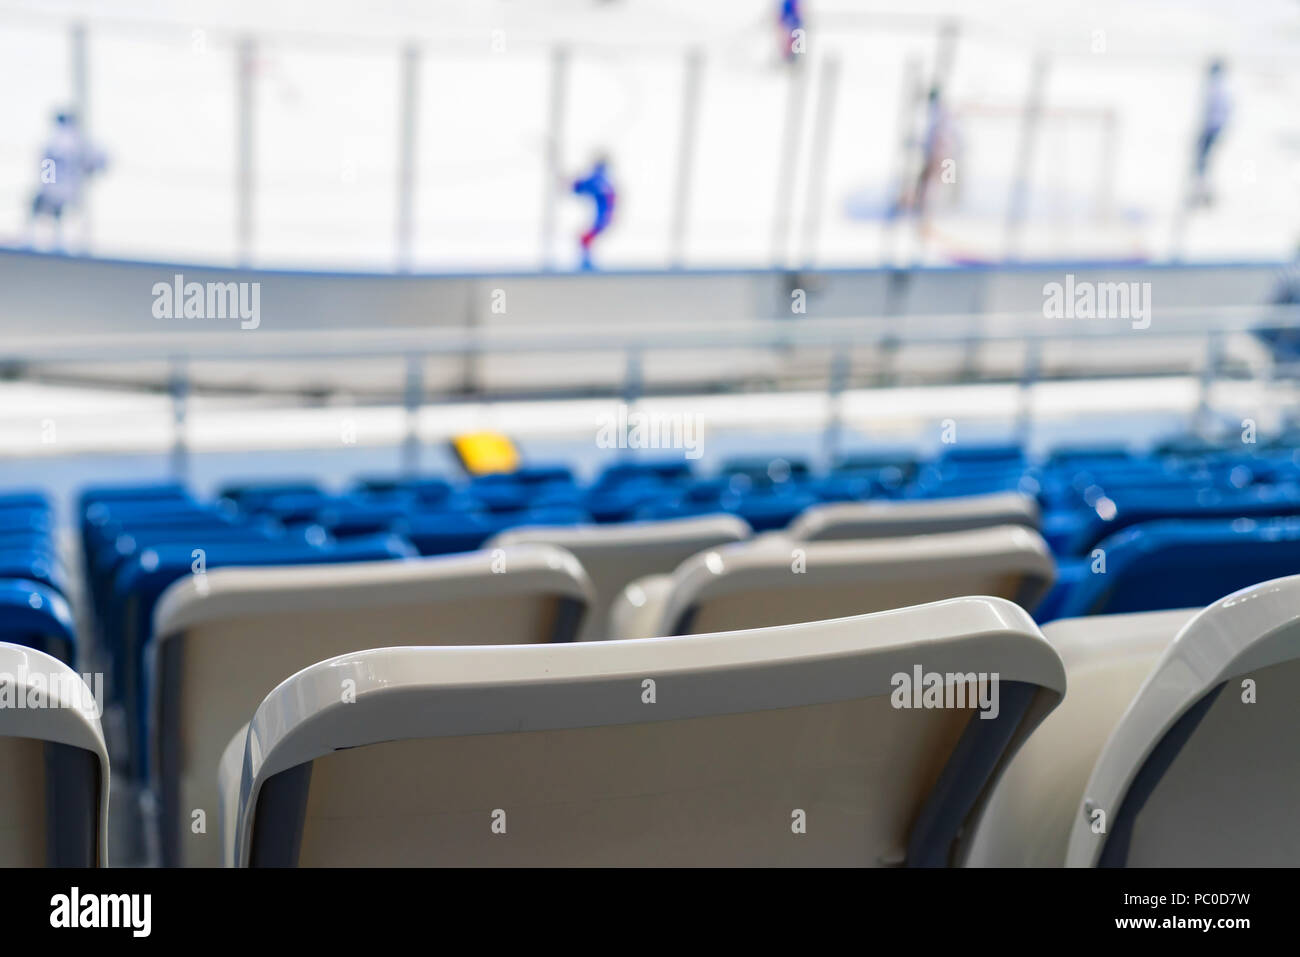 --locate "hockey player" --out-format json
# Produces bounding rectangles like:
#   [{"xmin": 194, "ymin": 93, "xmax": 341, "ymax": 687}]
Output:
[
  {"xmin": 571, "ymin": 156, "xmax": 616, "ymax": 270},
  {"xmin": 28, "ymin": 110, "xmax": 107, "ymax": 250}
]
